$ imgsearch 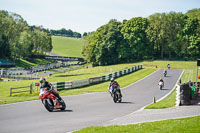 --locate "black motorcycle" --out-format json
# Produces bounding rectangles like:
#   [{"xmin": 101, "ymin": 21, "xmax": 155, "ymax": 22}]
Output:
[
  {"xmin": 111, "ymin": 86, "xmax": 122, "ymax": 103},
  {"xmin": 164, "ymin": 71, "xmax": 167, "ymax": 77}
]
